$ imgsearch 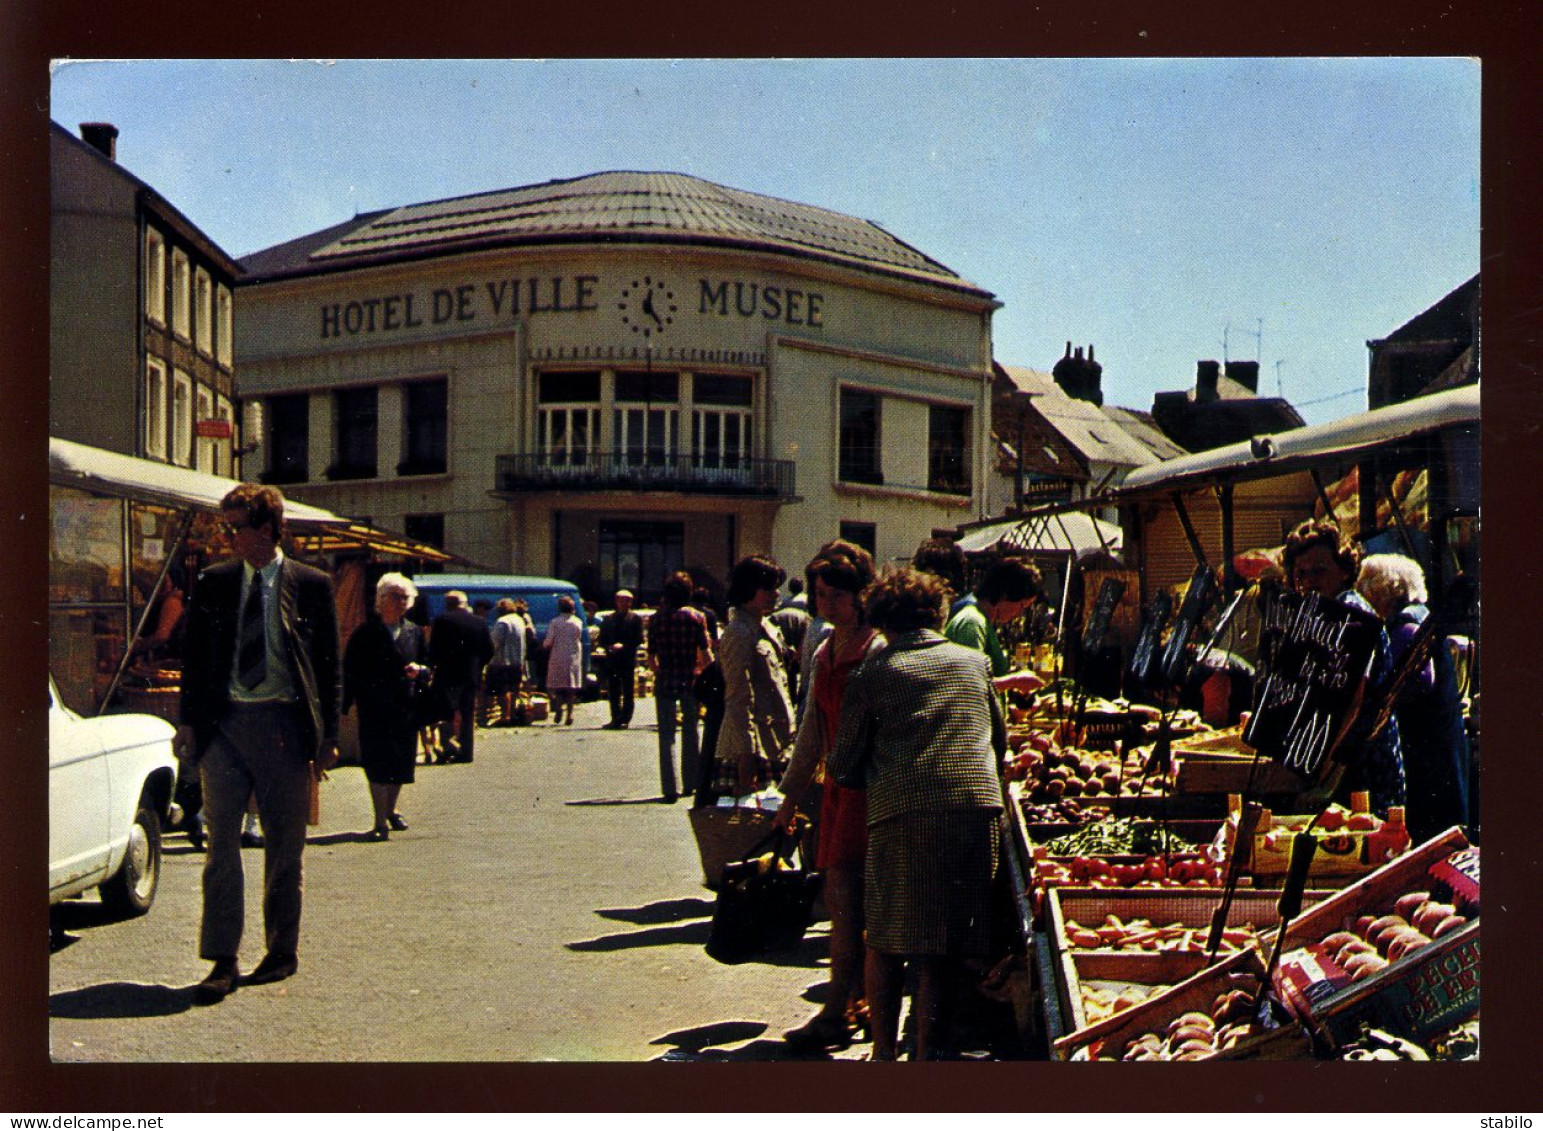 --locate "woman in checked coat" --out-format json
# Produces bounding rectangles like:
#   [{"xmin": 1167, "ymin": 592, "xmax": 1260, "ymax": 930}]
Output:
[{"xmin": 826, "ymin": 566, "xmax": 1007, "ymax": 1061}]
